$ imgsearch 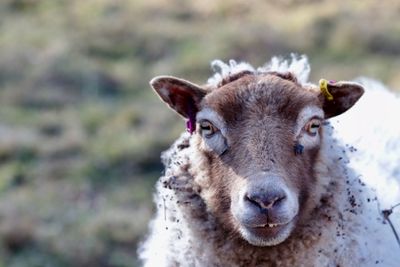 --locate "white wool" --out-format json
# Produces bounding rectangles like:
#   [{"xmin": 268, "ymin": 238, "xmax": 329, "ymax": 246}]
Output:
[
  {"xmin": 331, "ymin": 77, "xmax": 400, "ymax": 229},
  {"xmin": 314, "ymin": 125, "xmax": 399, "ymax": 266},
  {"xmin": 208, "ymin": 59, "xmax": 255, "ymax": 86},
  {"xmin": 259, "ymin": 53, "xmax": 311, "ymax": 84},
  {"xmin": 207, "ymin": 54, "xmax": 311, "ymax": 86}
]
